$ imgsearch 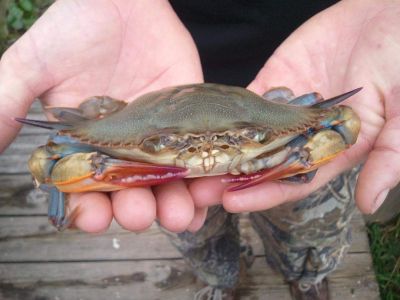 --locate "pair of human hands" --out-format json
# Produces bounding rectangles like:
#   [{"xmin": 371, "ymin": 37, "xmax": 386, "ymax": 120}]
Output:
[{"xmin": 1, "ymin": 0, "xmax": 399, "ymax": 233}]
